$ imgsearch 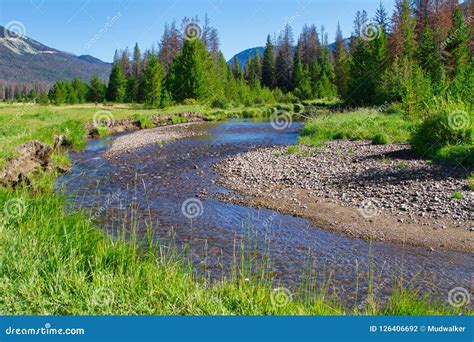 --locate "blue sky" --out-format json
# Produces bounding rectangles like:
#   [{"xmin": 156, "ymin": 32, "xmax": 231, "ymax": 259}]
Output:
[{"xmin": 1, "ymin": 0, "xmax": 396, "ymax": 62}]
